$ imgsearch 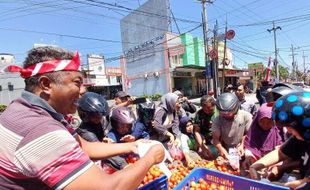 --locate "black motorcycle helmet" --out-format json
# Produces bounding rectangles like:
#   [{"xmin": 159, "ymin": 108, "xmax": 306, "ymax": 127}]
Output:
[
  {"xmin": 77, "ymin": 92, "xmax": 109, "ymax": 121},
  {"xmin": 216, "ymin": 93, "xmax": 240, "ymax": 113},
  {"xmin": 137, "ymin": 99, "xmax": 155, "ymax": 126},
  {"xmin": 272, "ymin": 91, "xmax": 310, "ymax": 141},
  {"xmin": 272, "ymin": 83, "xmax": 302, "ymax": 101}
]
